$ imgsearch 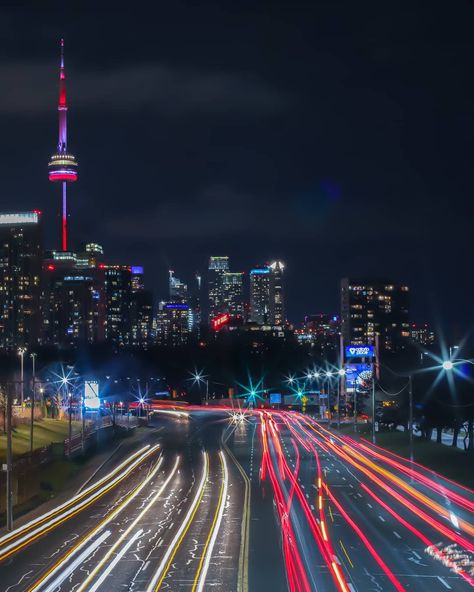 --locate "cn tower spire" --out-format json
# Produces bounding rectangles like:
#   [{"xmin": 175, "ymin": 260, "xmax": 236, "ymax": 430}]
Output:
[{"xmin": 48, "ymin": 39, "xmax": 78, "ymax": 251}]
